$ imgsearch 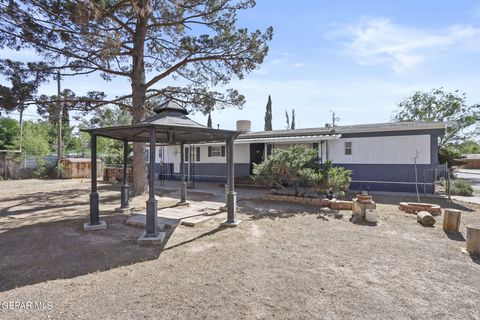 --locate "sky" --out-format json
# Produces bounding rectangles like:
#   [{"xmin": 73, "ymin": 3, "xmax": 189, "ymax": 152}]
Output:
[{"xmin": 2, "ymin": 0, "xmax": 480, "ymax": 132}]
